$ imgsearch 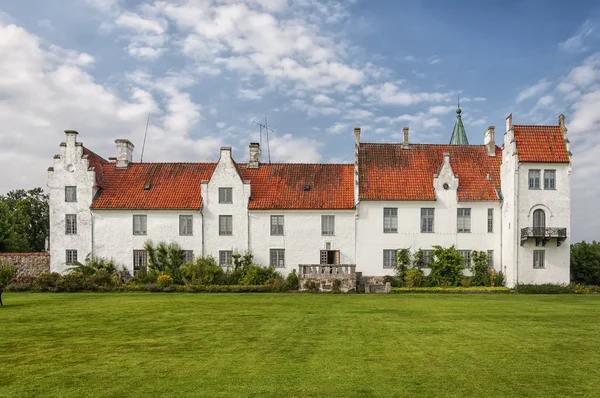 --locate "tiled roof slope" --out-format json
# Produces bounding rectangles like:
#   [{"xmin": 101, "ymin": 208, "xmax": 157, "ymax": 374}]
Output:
[
  {"xmin": 240, "ymin": 163, "xmax": 354, "ymax": 210},
  {"xmin": 83, "ymin": 147, "xmax": 109, "ymax": 188},
  {"xmin": 359, "ymin": 143, "xmax": 502, "ymax": 201},
  {"xmin": 91, "ymin": 163, "xmax": 216, "ymax": 209},
  {"xmin": 513, "ymin": 125, "xmax": 570, "ymax": 163}
]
